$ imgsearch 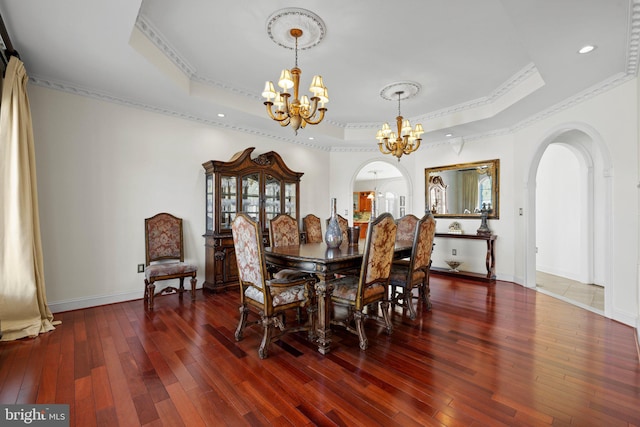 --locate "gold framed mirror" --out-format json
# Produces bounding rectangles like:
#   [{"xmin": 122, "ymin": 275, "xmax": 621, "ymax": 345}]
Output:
[{"xmin": 425, "ymin": 159, "xmax": 500, "ymax": 219}]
